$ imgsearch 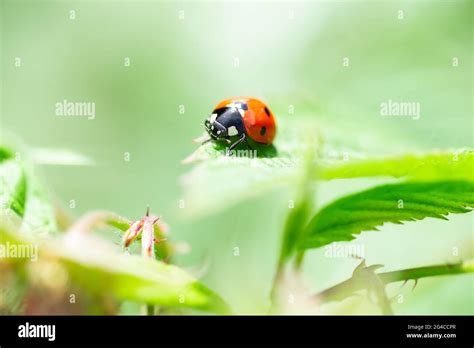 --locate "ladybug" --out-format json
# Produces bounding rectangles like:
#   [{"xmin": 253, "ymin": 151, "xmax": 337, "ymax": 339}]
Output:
[{"xmin": 204, "ymin": 97, "xmax": 276, "ymax": 155}]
